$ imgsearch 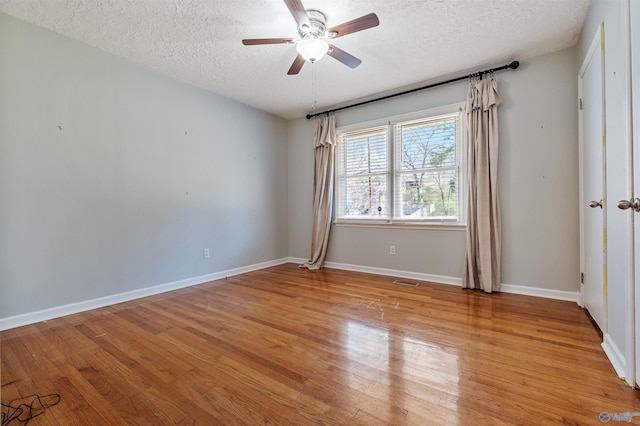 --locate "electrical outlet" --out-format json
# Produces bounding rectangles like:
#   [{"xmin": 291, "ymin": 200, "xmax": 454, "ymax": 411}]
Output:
[
  {"xmin": 203, "ymin": 248, "xmax": 210, "ymax": 259},
  {"xmin": 389, "ymin": 245, "xmax": 396, "ymax": 255}
]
